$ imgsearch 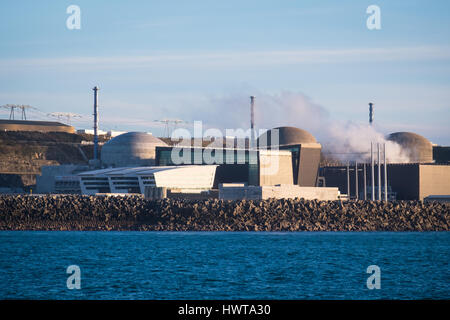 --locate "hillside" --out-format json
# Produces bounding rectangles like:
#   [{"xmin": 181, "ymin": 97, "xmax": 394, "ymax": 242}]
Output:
[{"xmin": 0, "ymin": 131, "xmax": 109, "ymax": 190}]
